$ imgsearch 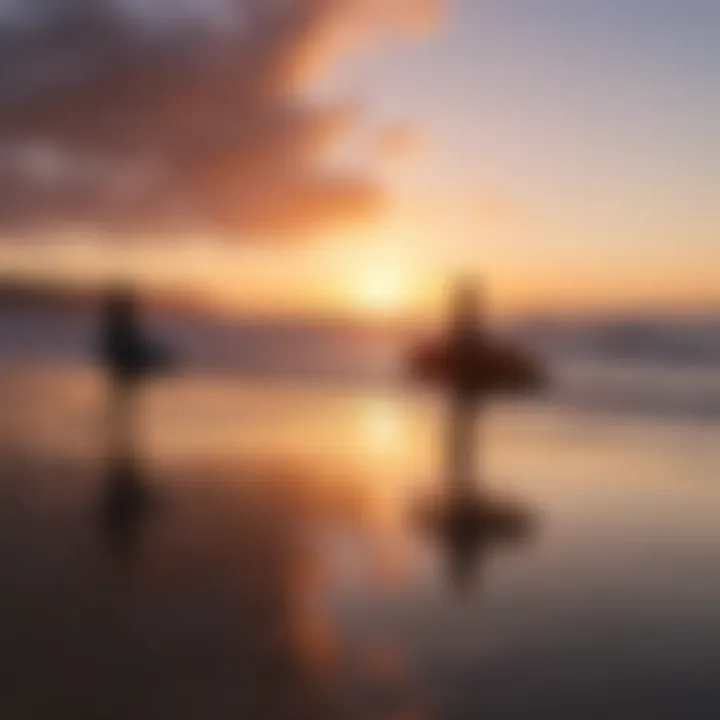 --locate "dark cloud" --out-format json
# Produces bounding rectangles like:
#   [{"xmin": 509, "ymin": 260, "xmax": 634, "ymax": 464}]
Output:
[{"xmin": 0, "ymin": 0, "xmax": 438, "ymax": 240}]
